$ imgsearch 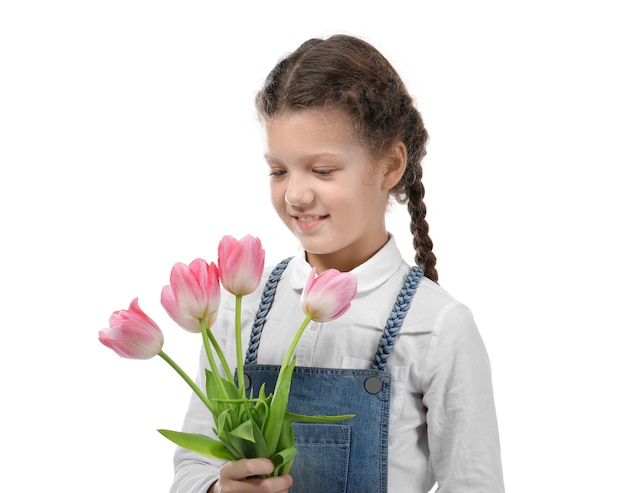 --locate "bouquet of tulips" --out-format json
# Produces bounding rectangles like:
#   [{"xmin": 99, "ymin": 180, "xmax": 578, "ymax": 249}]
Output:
[{"xmin": 99, "ymin": 235, "xmax": 357, "ymax": 475}]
